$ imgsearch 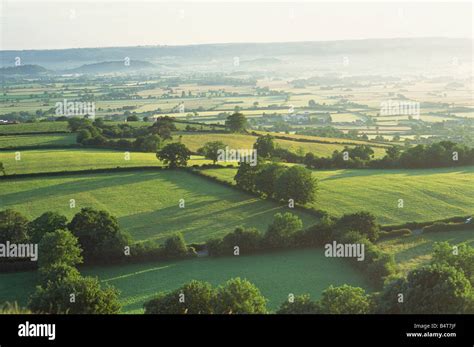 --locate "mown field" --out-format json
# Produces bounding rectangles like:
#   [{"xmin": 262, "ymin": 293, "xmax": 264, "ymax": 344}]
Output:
[
  {"xmin": 0, "ymin": 170, "xmax": 317, "ymax": 242},
  {"xmin": 378, "ymin": 229, "xmax": 474, "ymax": 275},
  {"xmin": 0, "ymin": 248, "xmax": 371, "ymax": 313},
  {"xmin": 0, "ymin": 149, "xmax": 216, "ymax": 175},
  {"xmin": 0, "ymin": 134, "xmax": 77, "ymax": 149},
  {"xmin": 200, "ymin": 166, "xmax": 474, "ymax": 225}
]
